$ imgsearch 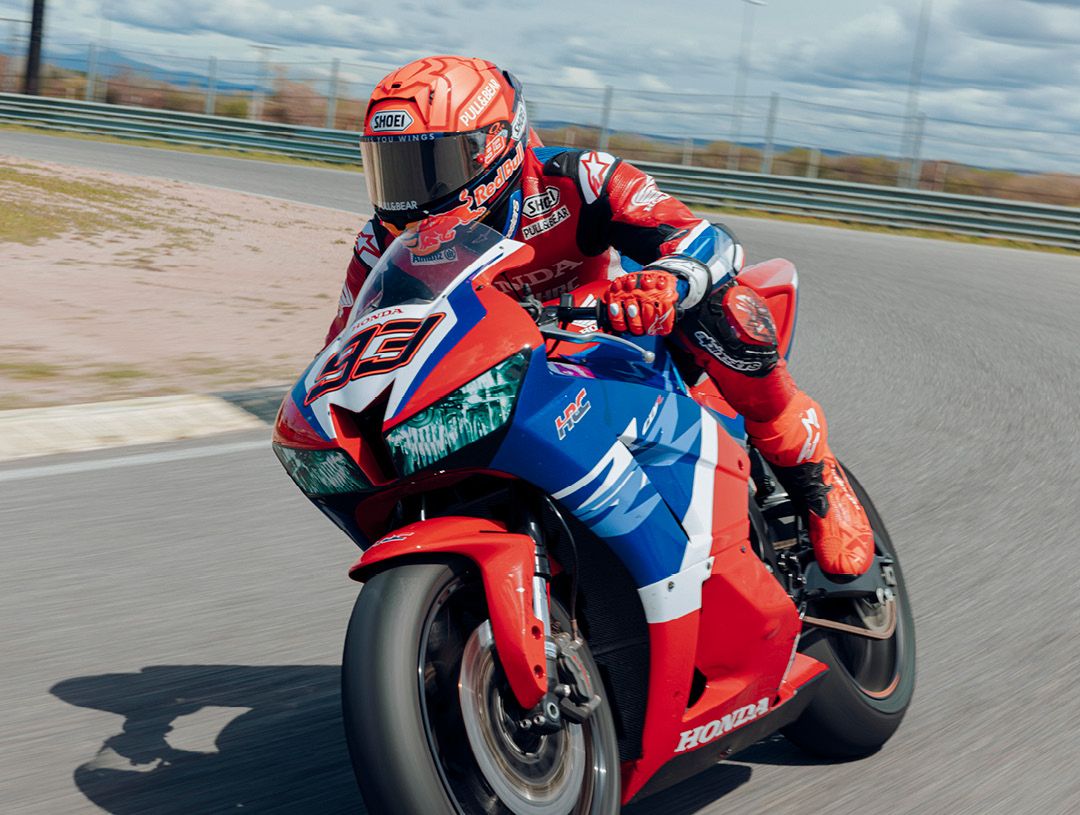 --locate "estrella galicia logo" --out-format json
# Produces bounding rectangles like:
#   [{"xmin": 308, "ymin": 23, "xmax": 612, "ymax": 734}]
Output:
[
  {"xmin": 523, "ymin": 187, "xmax": 561, "ymax": 219},
  {"xmin": 370, "ymin": 109, "xmax": 414, "ymax": 133}
]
